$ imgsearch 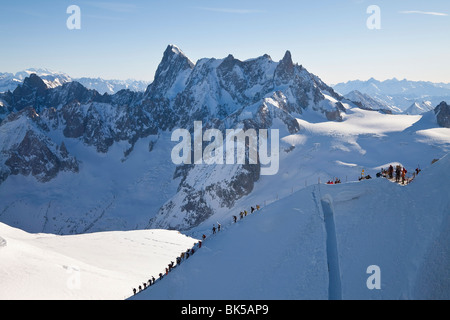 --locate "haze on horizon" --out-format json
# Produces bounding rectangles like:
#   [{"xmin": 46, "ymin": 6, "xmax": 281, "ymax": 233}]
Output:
[{"xmin": 0, "ymin": 0, "xmax": 449, "ymax": 85}]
